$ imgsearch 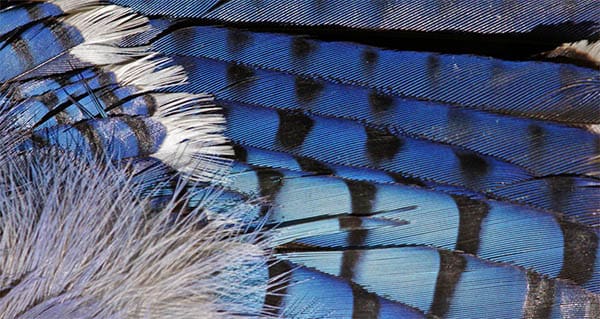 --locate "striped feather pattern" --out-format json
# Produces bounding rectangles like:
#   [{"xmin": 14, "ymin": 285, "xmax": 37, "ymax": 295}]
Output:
[
  {"xmin": 278, "ymin": 247, "xmax": 599, "ymax": 318},
  {"xmin": 151, "ymin": 34, "xmax": 600, "ymax": 176},
  {"xmin": 154, "ymin": 25, "xmax": 600, "ymax": 123},
  {"xmin": 2, "ymin": 1, "xmax": 600, "ymax": 318},
  {"xmin": 136, "ymin": 5, "xmax": 599, "ymax": 317},
  {"xmin": 109, "ymin": 0, "xmax": 600, "ymax": 37},
  {"xmin": 225, "ymin": 161, "xmax": 600, "ymax": 293}
]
